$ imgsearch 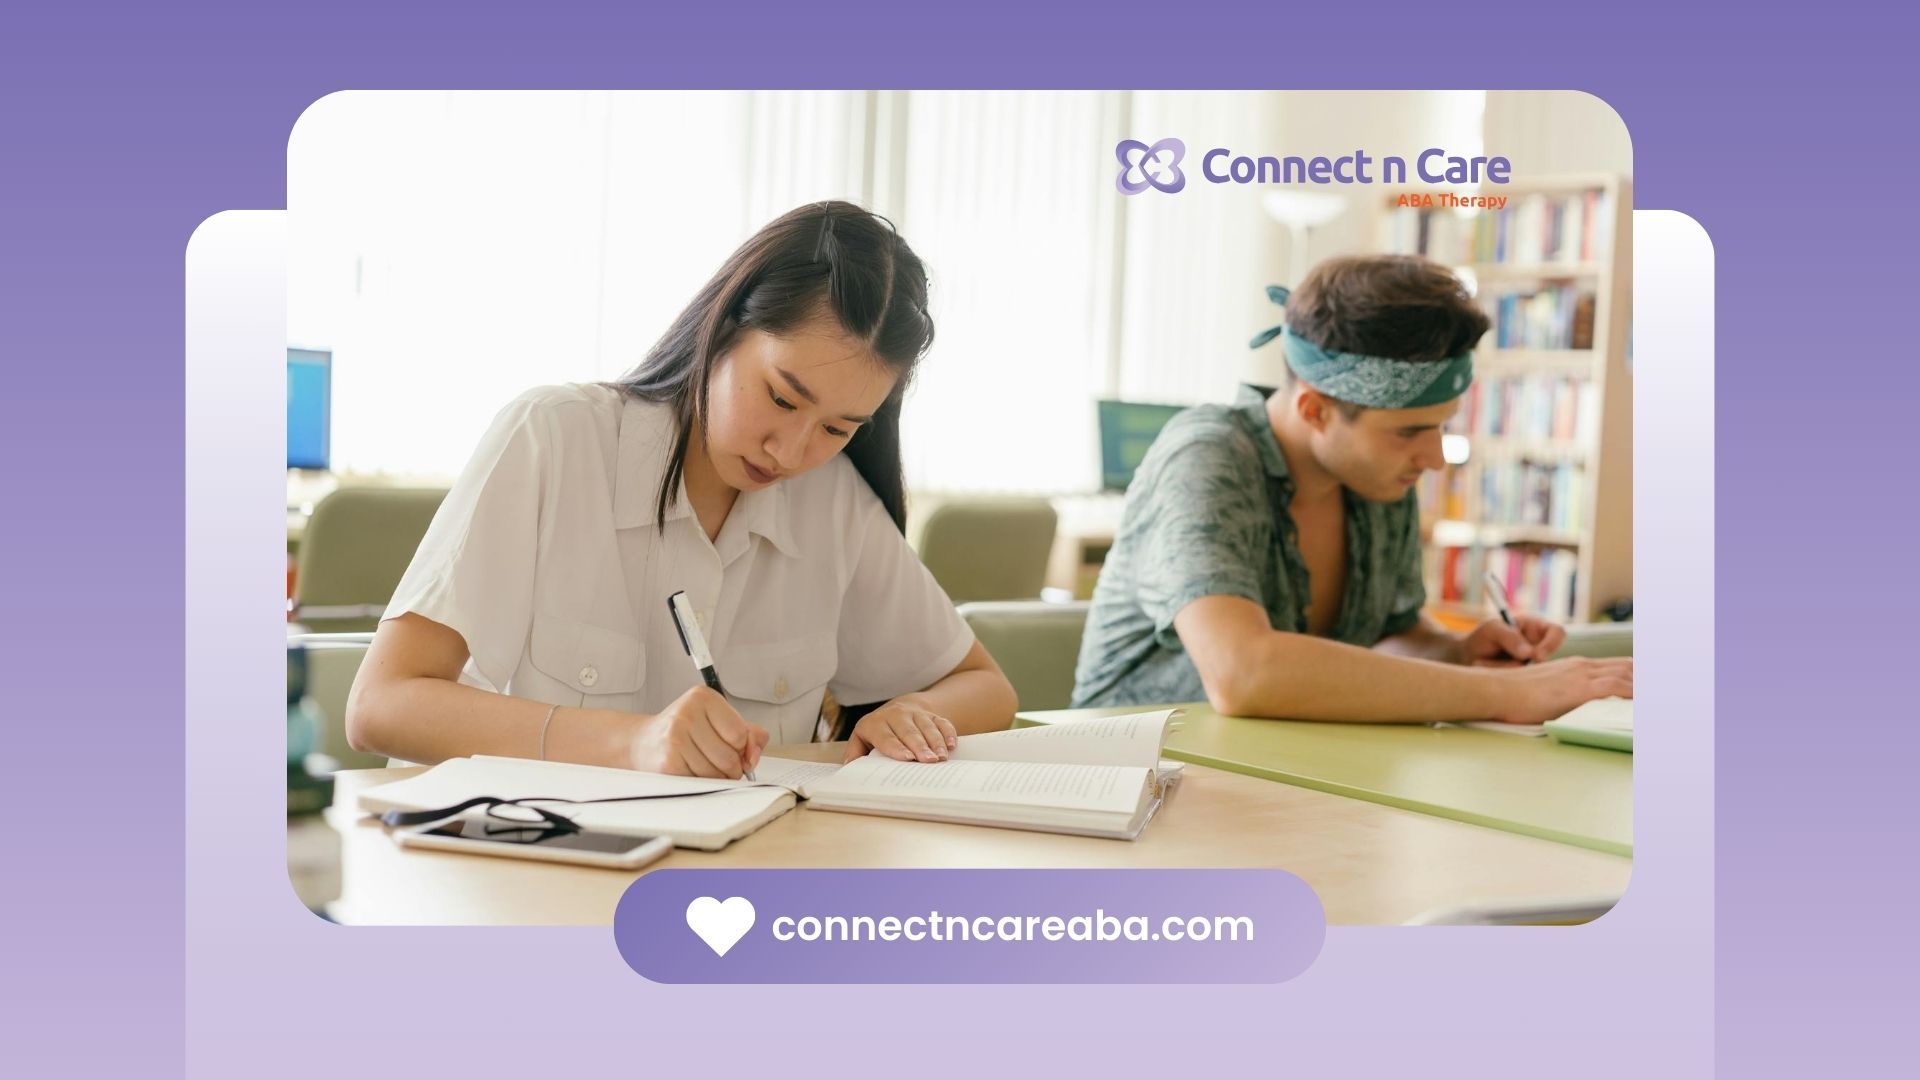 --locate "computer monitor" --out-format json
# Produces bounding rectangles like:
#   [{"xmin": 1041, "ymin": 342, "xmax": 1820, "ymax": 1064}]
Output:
[
  {"xmin": 287, "ymin": 348, "xmax": 332, "ymax": 470},
  {"xmin": 1097, "ymin": 399, "xmax": 1184, "ymax": 491}
]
